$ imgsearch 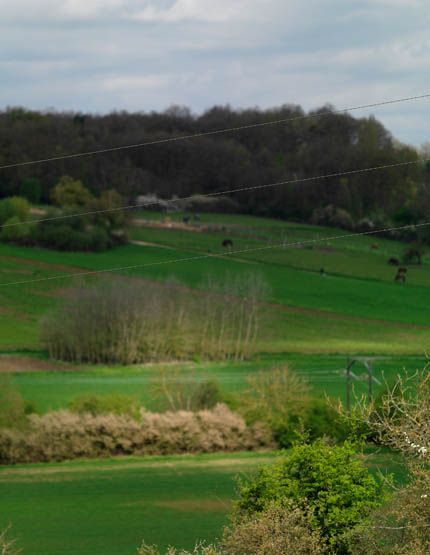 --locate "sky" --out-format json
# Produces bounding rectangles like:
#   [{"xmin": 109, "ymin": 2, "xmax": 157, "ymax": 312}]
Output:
[{"xmin": 0, "ymin": 0, "xmax": 429, "ymax": 146}]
